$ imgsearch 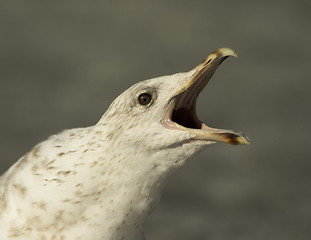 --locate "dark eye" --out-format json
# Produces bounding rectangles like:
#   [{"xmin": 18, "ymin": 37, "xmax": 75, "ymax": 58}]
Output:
[{"xmin": 138, "ymin": 93, "xmax": 152, "ymax": 105}]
